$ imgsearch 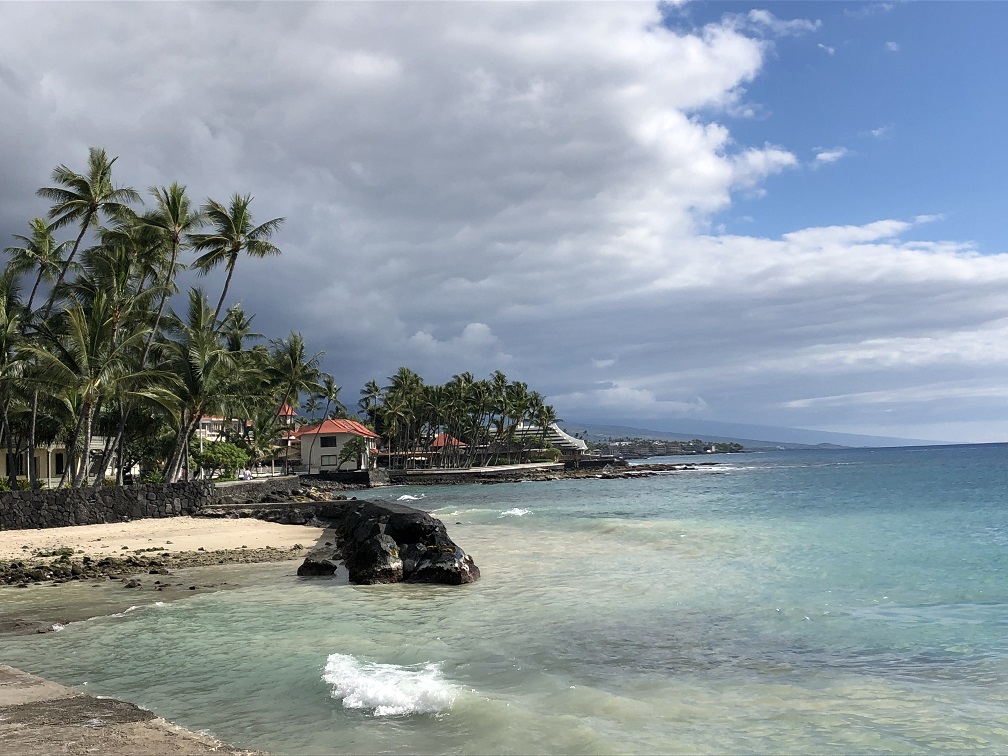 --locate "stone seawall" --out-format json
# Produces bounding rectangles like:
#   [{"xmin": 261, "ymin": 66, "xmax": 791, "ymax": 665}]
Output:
[
  {"xmin": 211, "ymin": 476, "xmax": 301, "ymax": 506},
  {"xmin": 387, "ymin": 463, "xmax": 565, "ymax": 486},
  {"xmin": 0, "ymin": 476, "xmax": 302, "ymax": 531}
]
